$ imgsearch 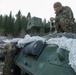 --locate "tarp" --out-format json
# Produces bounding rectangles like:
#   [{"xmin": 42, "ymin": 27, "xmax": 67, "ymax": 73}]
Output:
[{"xmin": 17, "ymin": 34, "xmax": 45, "ymax": 48}]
